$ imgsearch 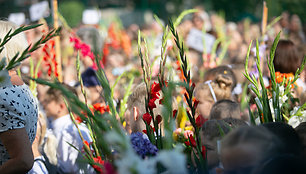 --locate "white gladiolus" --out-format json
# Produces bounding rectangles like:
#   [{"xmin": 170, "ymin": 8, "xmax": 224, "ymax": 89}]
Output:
[{"xmin": 288, "ymin": 107, "xmax": 306, "ymax": 128}]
